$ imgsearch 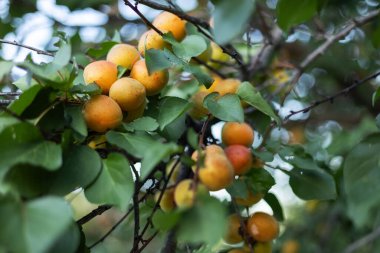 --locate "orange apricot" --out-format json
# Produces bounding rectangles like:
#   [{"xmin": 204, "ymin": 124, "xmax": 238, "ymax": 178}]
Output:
[
  {"xmin": 222, "ymin": 122, "xmax": 254, "ymax": 147},
  {"xmin": 247, "ymin": 212, "xmax": 279, "ymax": 242},
  {"xmin": 152, "ymin": 11, "xmax": 186, "ymax": 41},
  {"xmin": 83, "ymin": 60, "xmax": 118, "ymax": 94},
  {"xmin": 188, "ymin": 90, "xmax": 209, "ymax": 119},
  {"xmin": 154, "ymin": 188, "xmax": 176, "ymax": 212},
  {"xmin": 106, "ymin": 44, "xmax": 140, "ymax": 70},
  {"xmin": 235, "ymin": 191, "xmax": 263, "ymax": 207},
  {"xmin": 130, "ymin": 59, "xmax": 168, "ymax": 96},
  {"xmin": 138, "ymin": 29, "xmax": 166, "ymax": 56},
  {"xmin": 224, "ymin": 214, "xmax": 244, "ymax": 244},
  {"xmin": 83, "ymin": 95, "xmax": 123, "ymax": 132},
  {"xmin": 124, "ymin": 99, "xmax": 146, "ymax": 123},
  {"xmin": 109, "ymin": 77, "xmax": 146, "ymax": 111},
  {"xmin": 224, "ymin": 145, "xmax": 253, "ymax": 175},
  {"xmin": 213, "ymin": 78, "xmax": 241, "ymax": 96}
]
